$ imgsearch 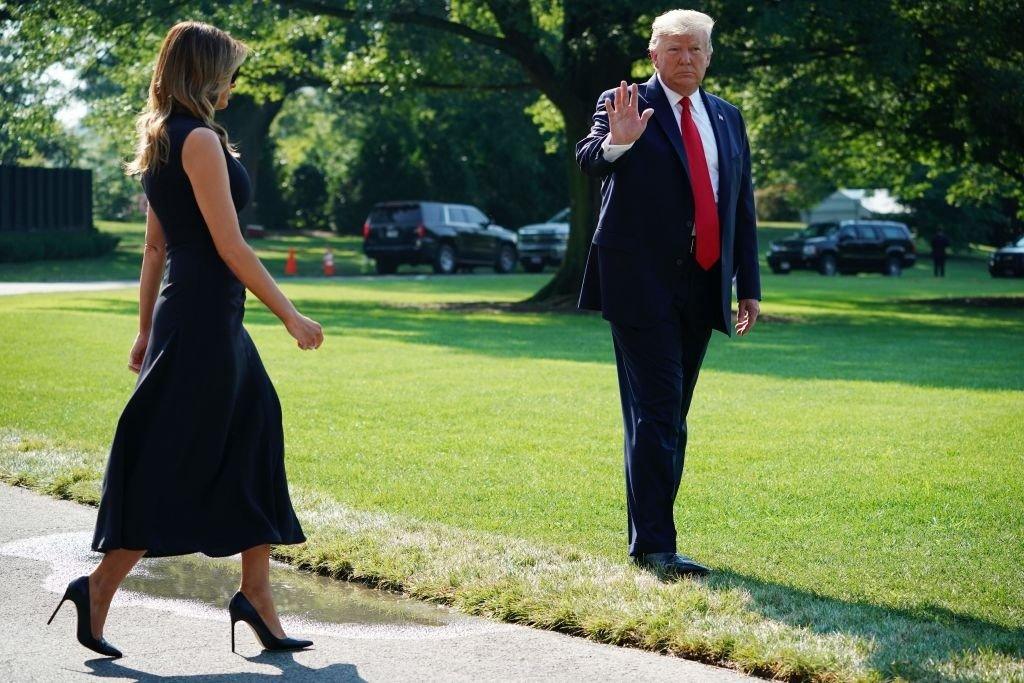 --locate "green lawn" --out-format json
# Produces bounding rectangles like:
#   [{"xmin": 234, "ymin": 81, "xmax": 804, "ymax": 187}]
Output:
[
  {"xmin": 1, "ymin": 231, "xmax": 1022, "ymax": 680},
  {"xmin": 0, "ymin": 220, "xmax": 383, "ymax": 281},
  {"xmin": 0, "ymin": 219, "xmax": 998, "ymax": 283}
]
